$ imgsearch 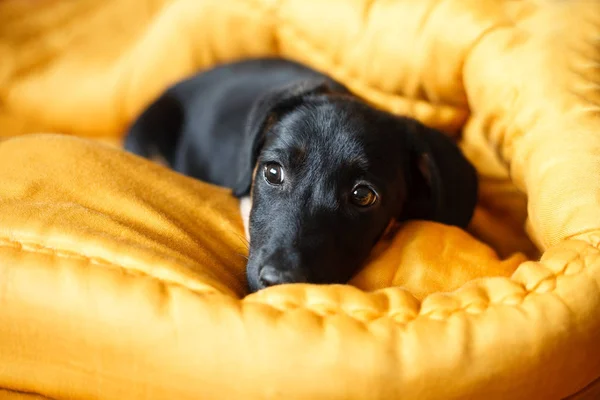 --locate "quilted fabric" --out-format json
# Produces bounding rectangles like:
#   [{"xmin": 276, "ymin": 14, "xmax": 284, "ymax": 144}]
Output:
[{"xmin": 0, "ymin": 0, "xmax": 599, "ymax": 399}]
